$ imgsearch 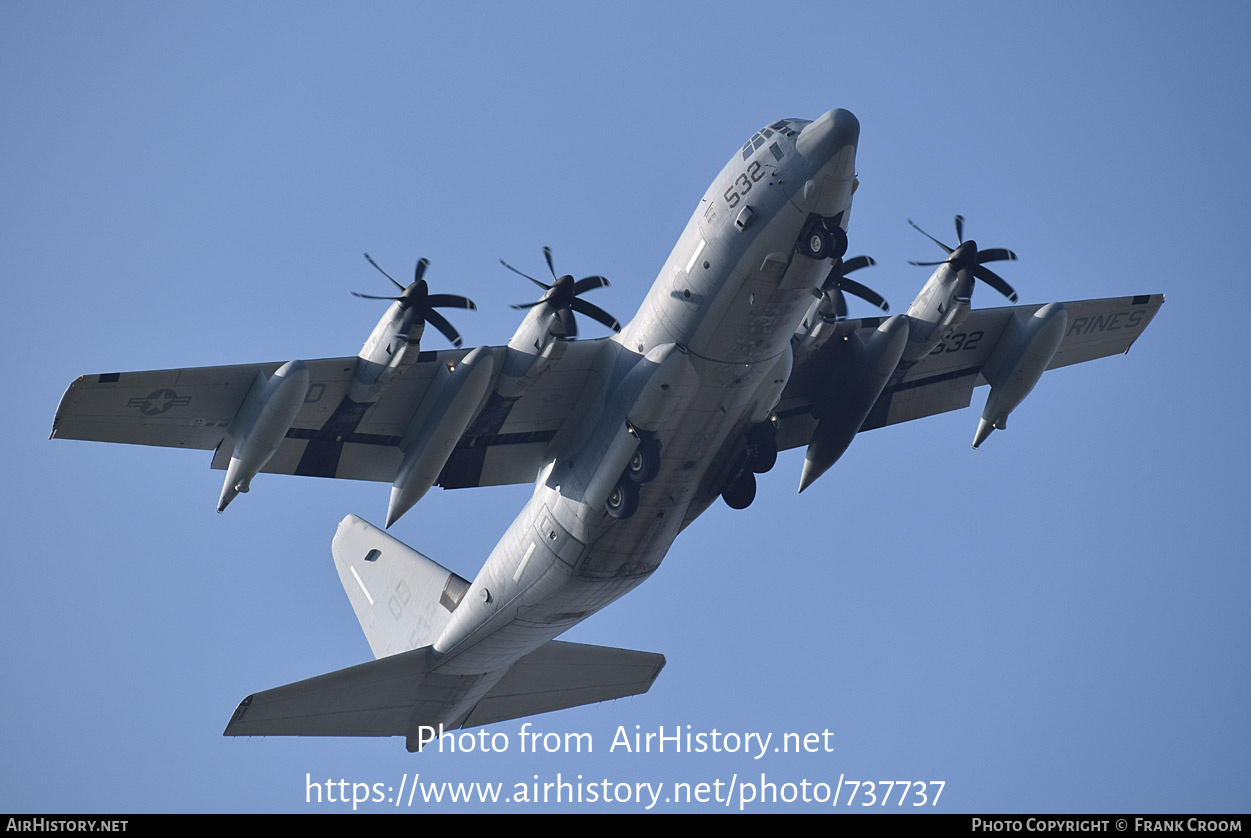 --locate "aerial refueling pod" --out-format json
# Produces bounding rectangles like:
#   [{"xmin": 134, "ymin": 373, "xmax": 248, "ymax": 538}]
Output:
[
  {"xmin": 387, "ymin": 345, "xmax": 494, "ymax": 527},
  {"xmin": 799, "ymin": 314, "xmax": 908, "ymax": 493},
  {"xmin": 217, "ymin": 360, "xmax": 310, "ymax": 512},
  {"xmin": 973, "ymin": 302, "xmax": 1067, "ymax": 449}
]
